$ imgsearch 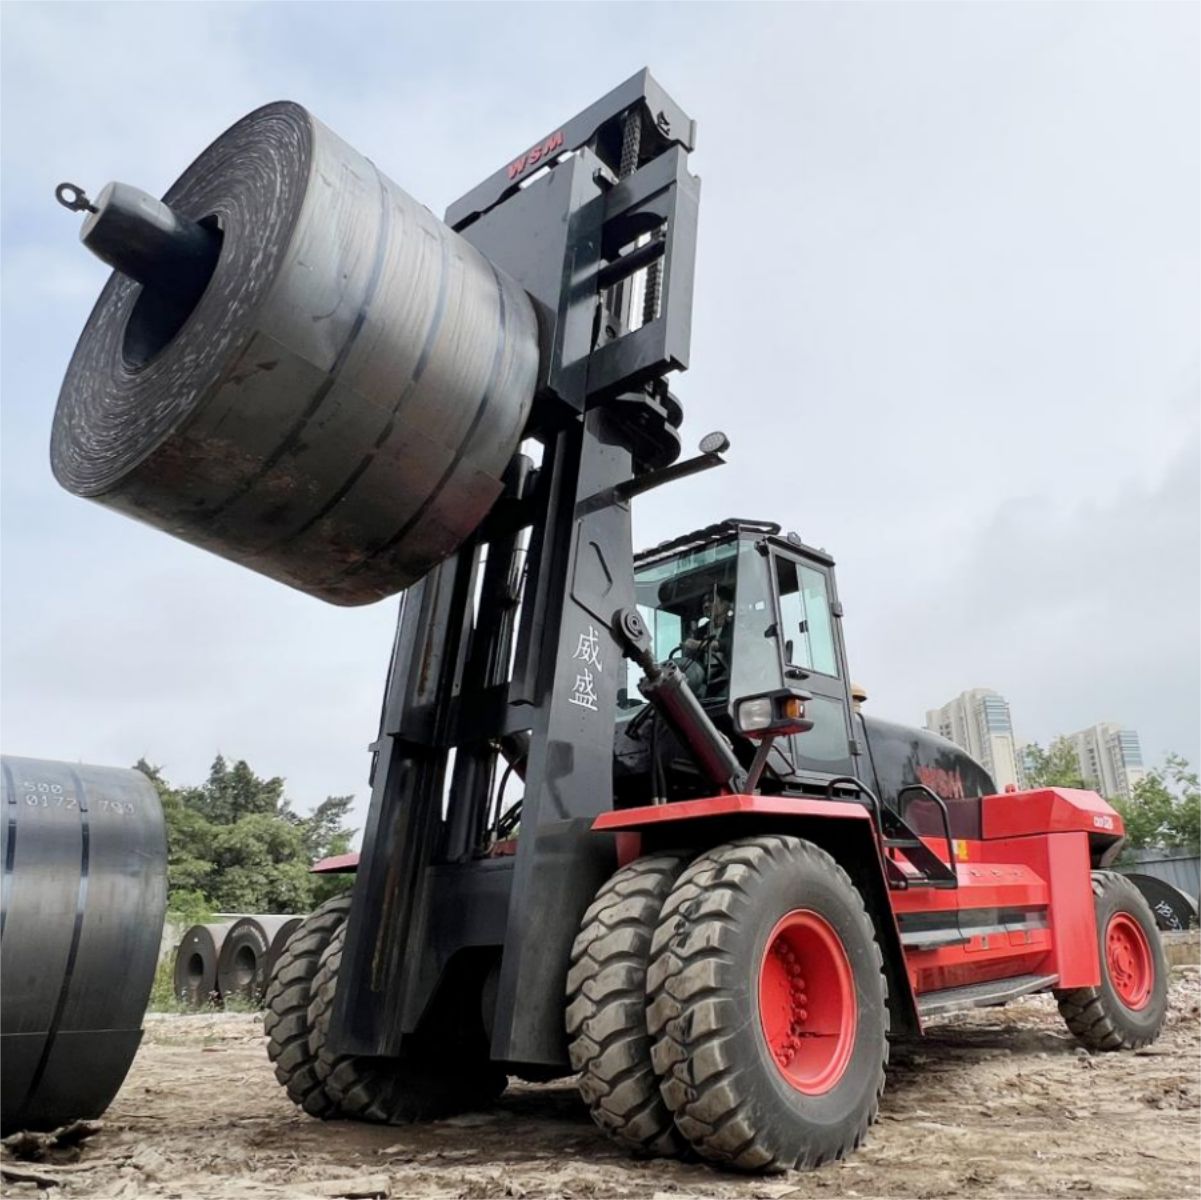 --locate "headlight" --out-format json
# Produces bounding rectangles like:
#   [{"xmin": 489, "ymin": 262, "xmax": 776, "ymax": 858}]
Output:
[
  {"xmin": 736, "ymin": 697, "xmax": 774, "ymax": 731},
  {"xmin": 733, "ymin": 689, "xmax": 813, "ymax": 740}
]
